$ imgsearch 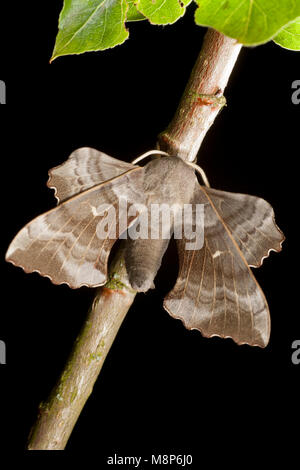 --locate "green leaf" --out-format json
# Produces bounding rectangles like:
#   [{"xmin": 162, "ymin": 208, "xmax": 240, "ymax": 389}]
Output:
[
  {"xmin": 136, "ymin": 0, "xmax": 192, "ymax": 25},
  {"xmin": 52, "ymin": 0, "xmax": 129, "ymax": 61},
  {"xmin": 126, "ymin": 0, "xmax": 146, "ymax": 21},
  {"xmin": 194, "ymin": 0, "xmax": 300, "ymax": 46},
  {"xmin": 273, "ymin": 17, "xmax": 300, "ymax": 50}
]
